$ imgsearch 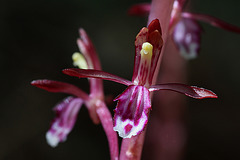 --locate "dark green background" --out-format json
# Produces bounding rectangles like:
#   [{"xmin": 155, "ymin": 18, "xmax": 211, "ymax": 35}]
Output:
[{"xmin": 1, "ymin": 0, "xmax": 240, "ymax": 159}]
